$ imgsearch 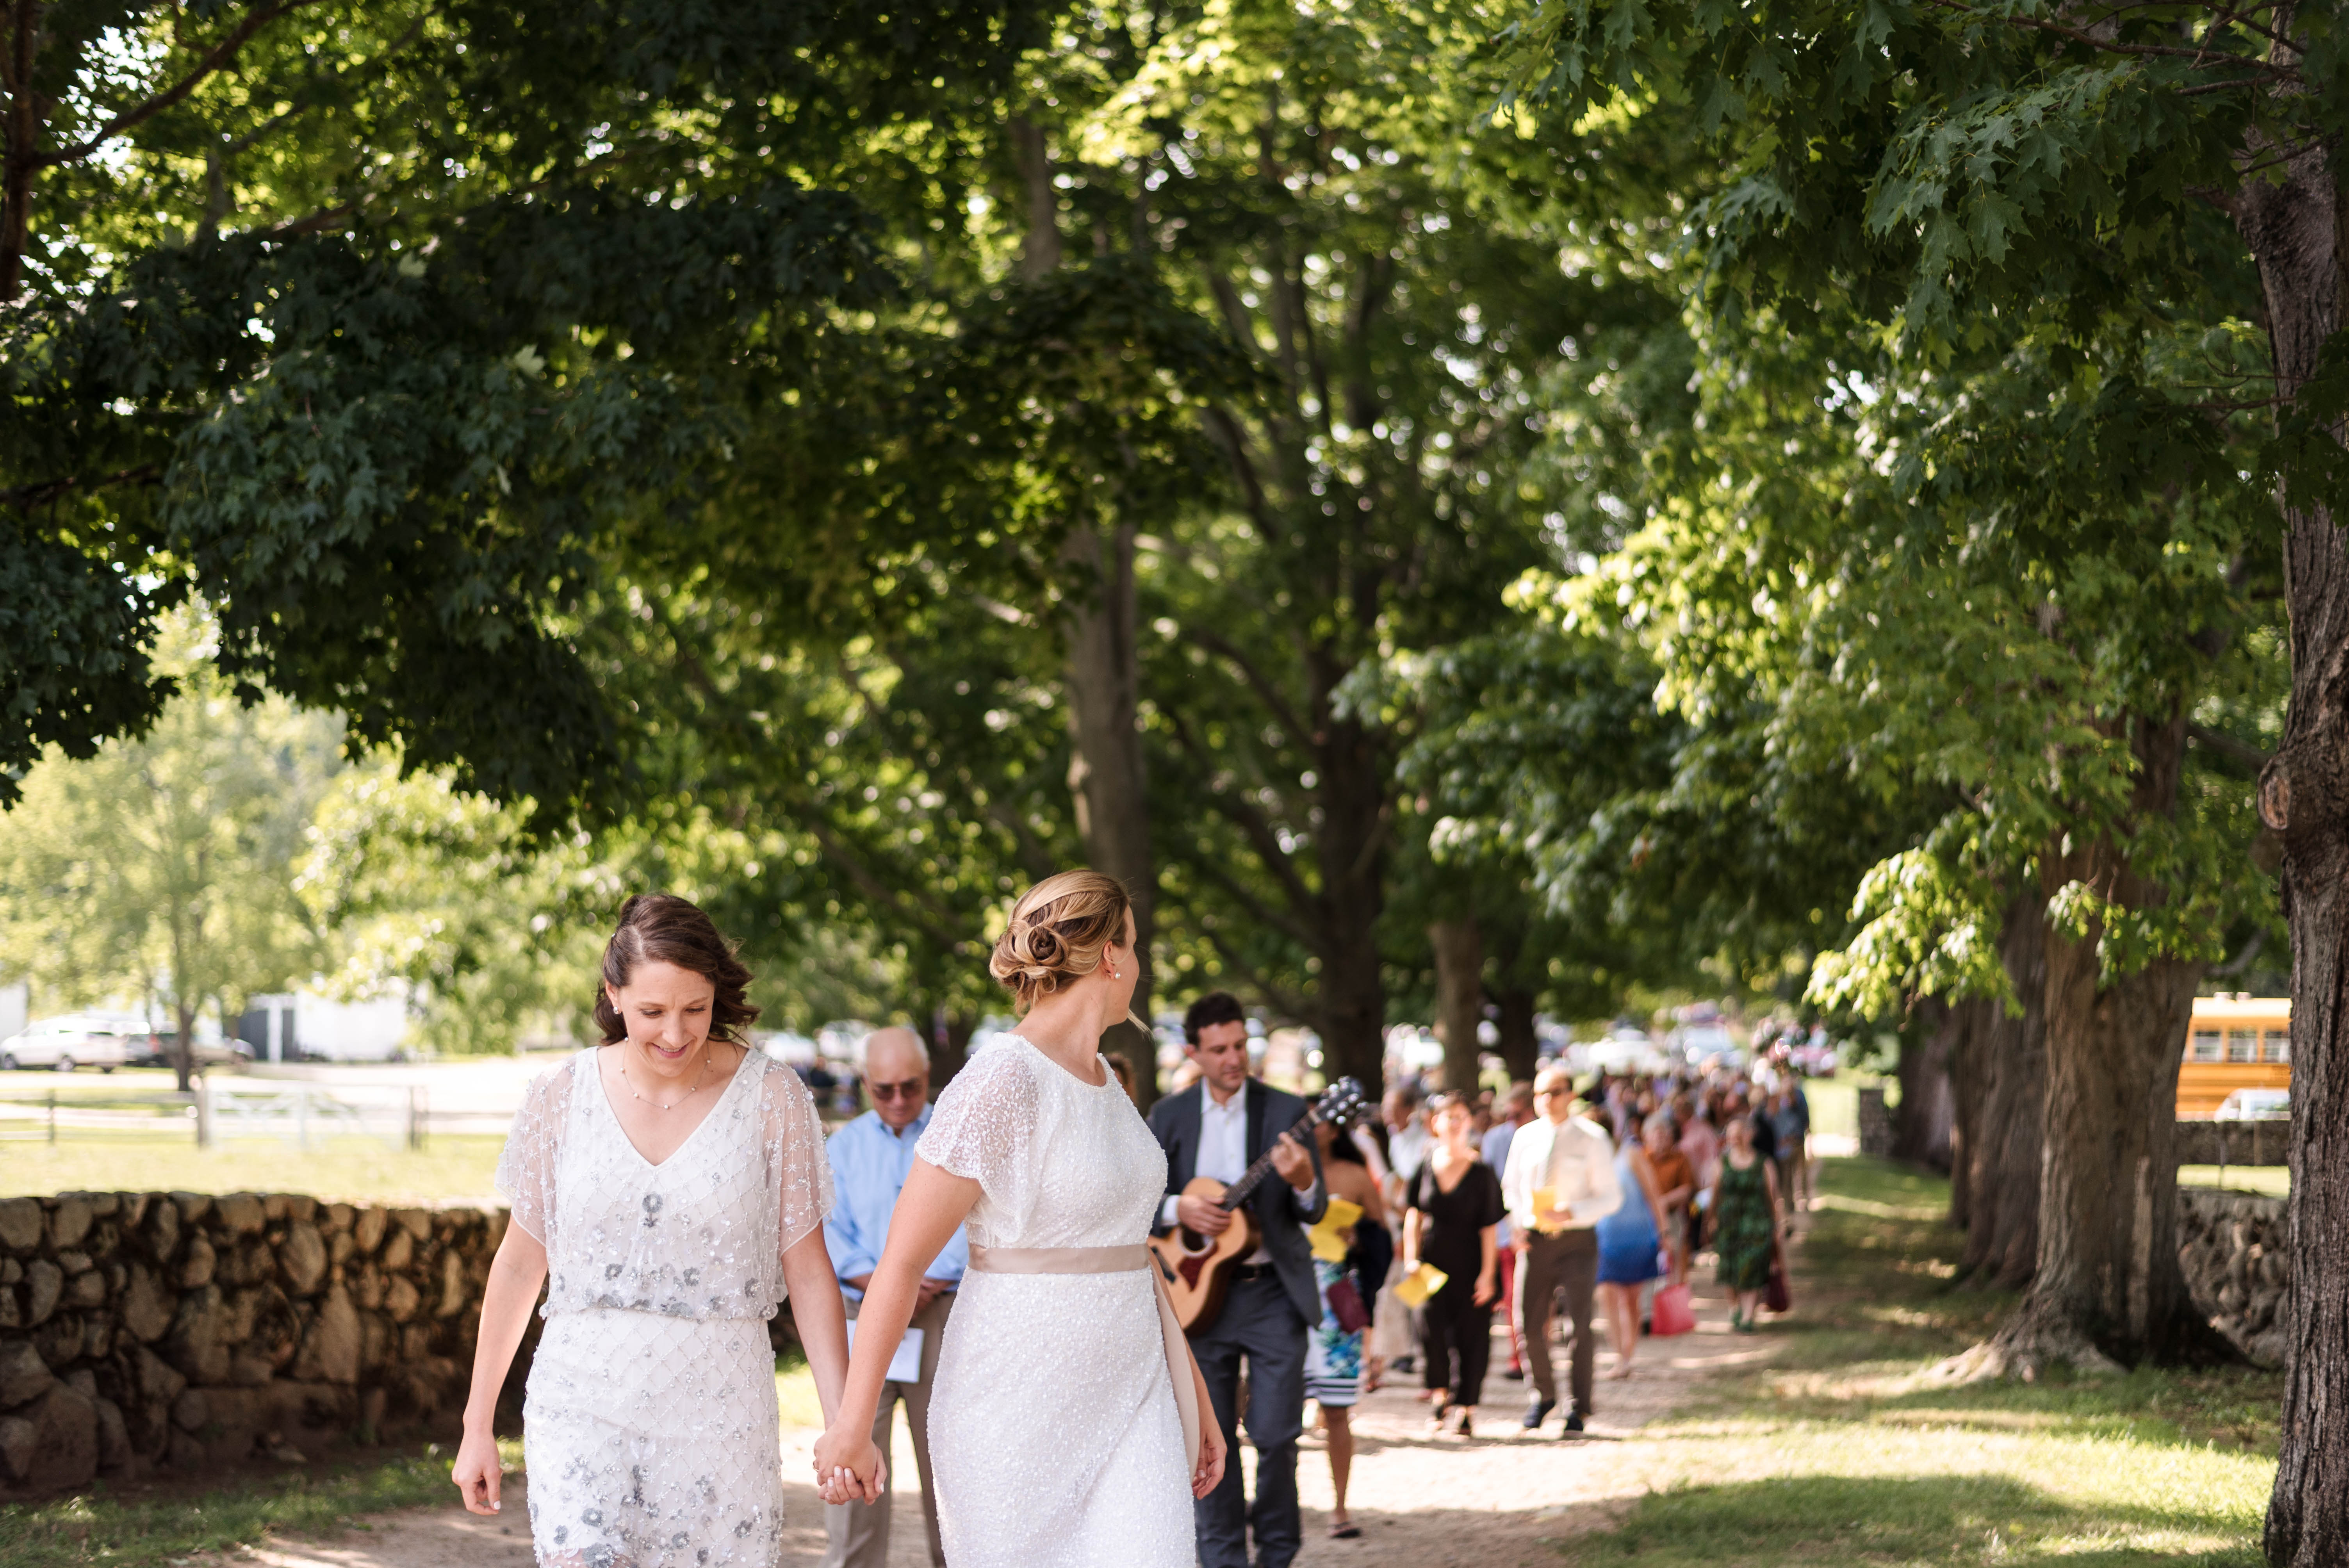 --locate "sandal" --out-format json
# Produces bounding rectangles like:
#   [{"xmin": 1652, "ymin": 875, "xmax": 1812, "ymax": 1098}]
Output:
[{"xmin": 1328, "ymin": 1522, "xmax": 1362, "ymax": 1539}]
